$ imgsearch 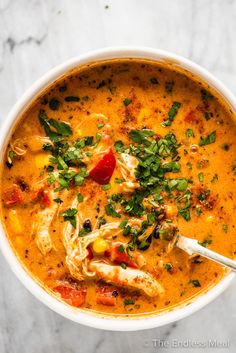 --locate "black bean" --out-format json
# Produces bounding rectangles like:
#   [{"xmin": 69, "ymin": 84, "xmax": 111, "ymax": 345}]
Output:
[
  {"xmin": 151, "ymin": 225, "xmax": 161, "ymax": 239},
  {"xmin": 83, "ymin": 219, "xmax": 92, "ymax": 232},
  {"xmin": 112, "ymin": 290, "xmax": 119, "ymax": 298},
  {"xmin": 138, "ymin": 235, "xmax": 152, "ymax": 251}
]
